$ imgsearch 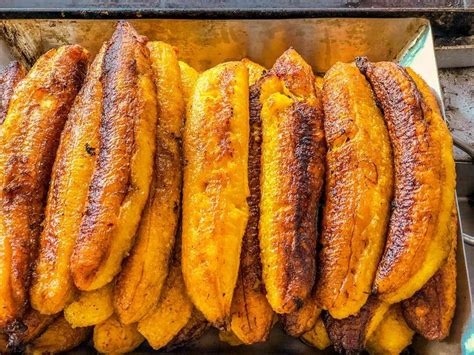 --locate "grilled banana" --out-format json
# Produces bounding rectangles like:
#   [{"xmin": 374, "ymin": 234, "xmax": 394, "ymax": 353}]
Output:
[
  {"xmin": 30, "ymin": 45, "xmax": 106, "ymax": 315},
  {"xmin": 0, "ymin": 45, "xmax": 88, "ymax": 329},
  {"xmin": 182, "ymin": 61, "xmax": 250, "ymax": 327},
  {"xmin": 401, "ymin": 205, "xmax": 457, "ymax": 340},
  {"xmin": 224, "ymin": 58, "xmax": 274, "ymax": 345},
  {"xmin": 259, "ymin": 48, "xmax": 325, "ymax": 314},
  {"xmin": 366, "ymin": 305, "xmax": 415, "ymax": 355},
  {"xmin": 301, "ymin": 316, "xmax": 331, "ymax": 351},
  {"xmin": 281, "ymin": 290, "xmax": 321, "ymax": 337},
  {"xmin": 114, "ymin": 41, "xmax": 184, "ymax": 324},
  {"xmin": 0, "ymin": 61, "xmax": 25, "ymax": 125},
  {"xmin": 178, "ymin": 61, "xmax": 199, "ymax": 104},
  {"xmin": 7, "ymin": 308, "xmax": 56, "ymax": 351},
  {"xmin": 166, "ymin": 309, "xmax": 209, "ymax": 351},
  {"xmin": 316, "ymin": 62, "xmax": 393, "ymax": 319},
  {"xmin": 64, "ymin": 282, "xmax": 114, "ymax": 328},
  {"xmin": 325, "ymin": 296, "xmax": 389, "ymax": 353},
  {"xmin": 93, "ymin": 314, "xmax": 144, "ymax": 354},
  {"xmin": 70, "ymin": 21, "xmax": 158, "ymax": 291},
  {"xmin": 242, "ymin": 58, "xmax": 266, "ymax": 86},
  {"xmin": 137, "ymin": 242, "xmax": 194, "ymax": 350},
  {"xmin": 25, "ymin": 315, "xmax": 90, "ymax": 355},
  {"xmin": 356, "ymin": 58, "xmax": 456, "ymax": 304}
]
